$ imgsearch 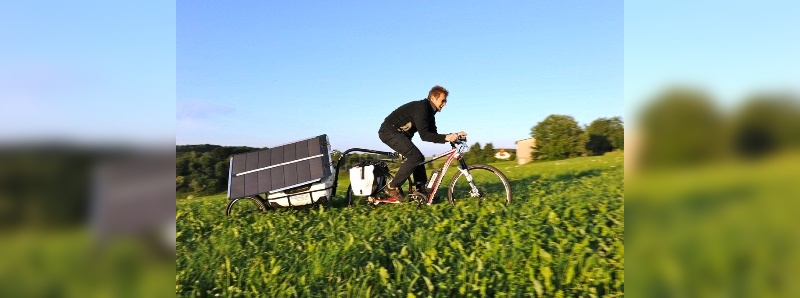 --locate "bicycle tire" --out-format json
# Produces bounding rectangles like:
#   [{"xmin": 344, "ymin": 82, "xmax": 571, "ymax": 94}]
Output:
[
  {"xmin": 447, "ymin": 164, "xmax": 512, "ymax": 206},
  {"xmin": 225, "ymin": 196, "xmax": 268, "ymax": 216}
]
